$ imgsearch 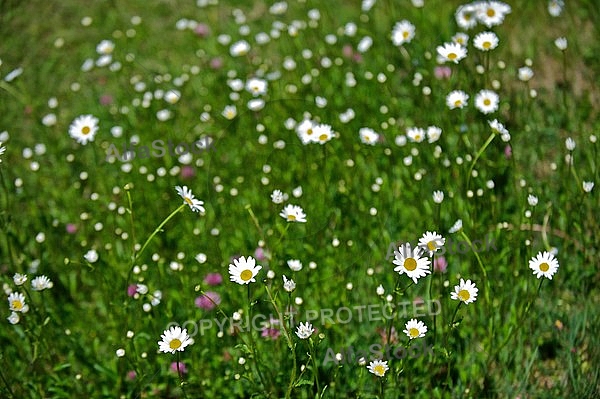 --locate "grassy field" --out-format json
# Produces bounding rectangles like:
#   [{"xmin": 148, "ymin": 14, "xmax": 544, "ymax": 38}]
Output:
[{"xmin": 1, "ymin": 0, "xmax": 599, "ymax": 398}]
